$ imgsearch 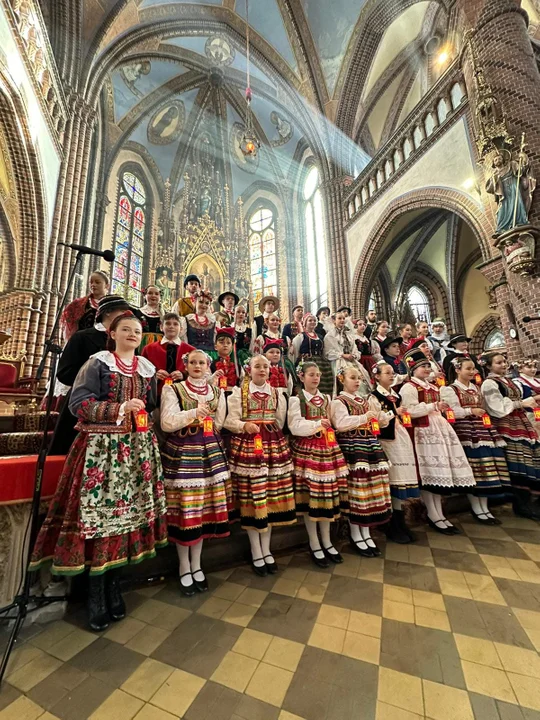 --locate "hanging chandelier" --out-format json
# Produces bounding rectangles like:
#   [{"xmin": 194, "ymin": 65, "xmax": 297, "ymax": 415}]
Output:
[{"xmin": 239, "ymin": 0, "xmax": 260, "ymax": 158}]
